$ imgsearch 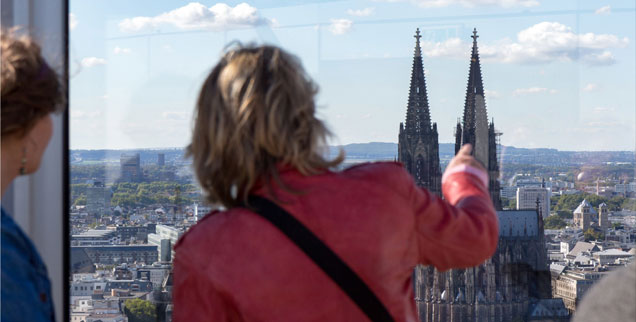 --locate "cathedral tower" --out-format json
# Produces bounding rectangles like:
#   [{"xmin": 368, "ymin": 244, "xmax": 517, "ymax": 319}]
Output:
[
  {"xmin": 412, "ymin": 28, "xmax": 562, "ymax": 322},
  {"xmin": 455, "ymin": 28, "xmax": 501, "ymax": 209},
  {"xmin": 399, "ymin": 28, "xmax": 442, "ymax": 196}
]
